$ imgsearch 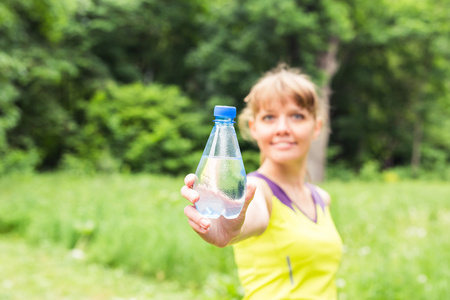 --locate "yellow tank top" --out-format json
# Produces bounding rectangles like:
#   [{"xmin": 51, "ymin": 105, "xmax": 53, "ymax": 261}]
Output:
[{"xmin": 233, "ymin": 173, "xmax": 342, "ymax": 300}]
